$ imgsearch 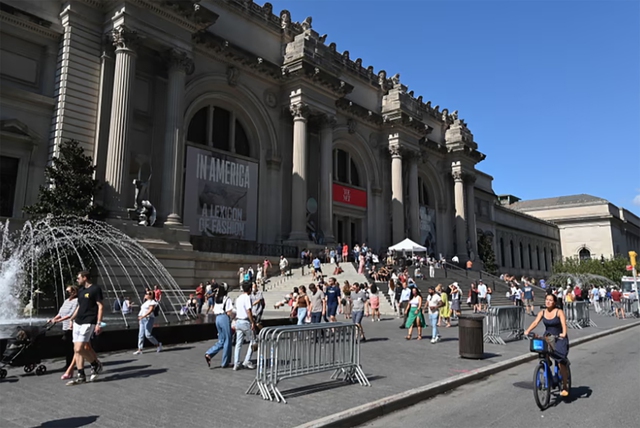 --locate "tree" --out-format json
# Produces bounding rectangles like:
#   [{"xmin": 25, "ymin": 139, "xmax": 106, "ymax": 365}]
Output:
[
  {"xmin": 552, "ymin": 256, "xmax": 628, "ymax": 284},
  {"xmin": 477, "ymin": 232, "xmax": 498, "ymax": 275},
  {"xmin": 24, "ymin": 139, "xmax": 104, "ymax": 219}
]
